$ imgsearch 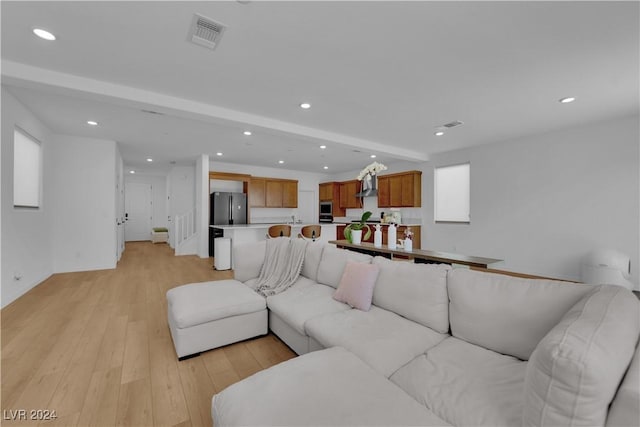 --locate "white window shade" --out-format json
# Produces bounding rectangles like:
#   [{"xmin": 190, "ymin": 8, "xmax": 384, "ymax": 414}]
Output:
[
  {"xmin": 13, "ymin": 128, "xmax": 42, "ymax": 208},
  {"xmin": 435, "ymin": 163, "xmax": 470, "ymax": 223}
]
